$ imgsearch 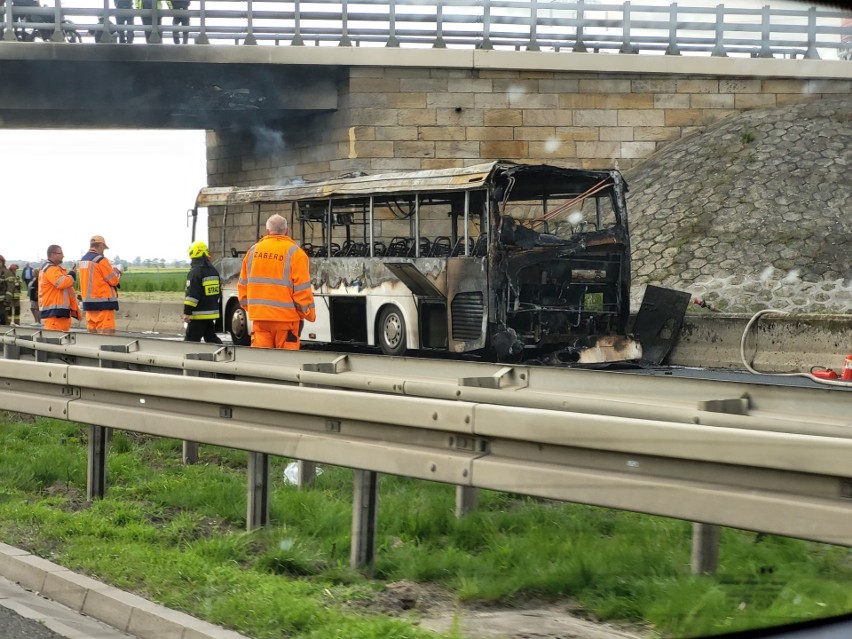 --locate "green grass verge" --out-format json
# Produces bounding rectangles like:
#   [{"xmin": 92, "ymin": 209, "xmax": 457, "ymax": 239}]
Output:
[{"xmin": 0, "ymin": 413, "xmax": 850, "ymax": 638}]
